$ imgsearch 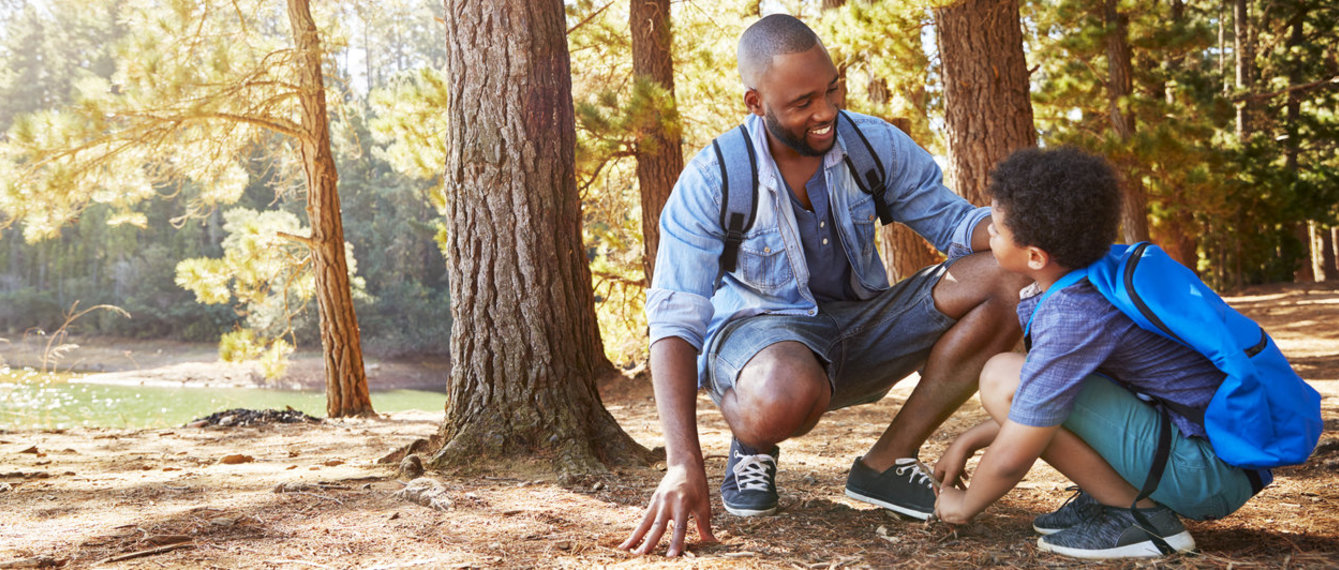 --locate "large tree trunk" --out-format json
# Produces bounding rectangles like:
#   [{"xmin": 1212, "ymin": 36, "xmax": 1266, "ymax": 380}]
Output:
[
  {"xmin": 935, "ymin": 0, "xmax": 1036, "ymax": 207},
  {"xmin": 1103, "ymin": 0, "xmax": 1150, "ymax": 244},
  {"xmin": 629, "ymin": 0, "xmax": 681, "ymax": 283},
  {"xmin": 435, "ymin": 0, "xmax": 652, "ymax": 476},
  {"xmin": 286, "ymin": 0, "xmax": 373, "ymax": 418}
]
